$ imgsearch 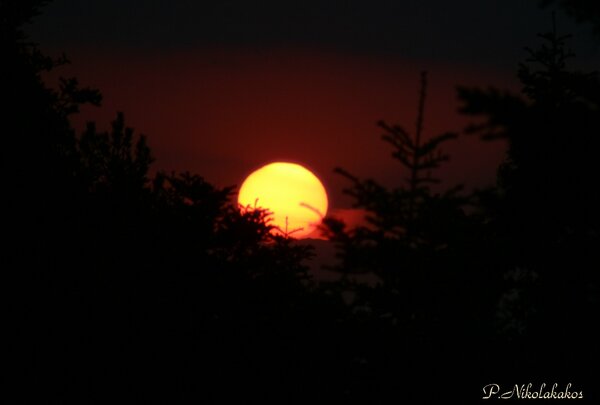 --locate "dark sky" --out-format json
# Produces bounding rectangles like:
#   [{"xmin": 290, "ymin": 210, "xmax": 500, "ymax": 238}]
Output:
[
  {"xmin": 30, "ymin": 0, "xmax": 599, "ymax": 66},
  {"xmin": 28, "ymin": 0, "xmax": 599, "ymax": 218}
]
